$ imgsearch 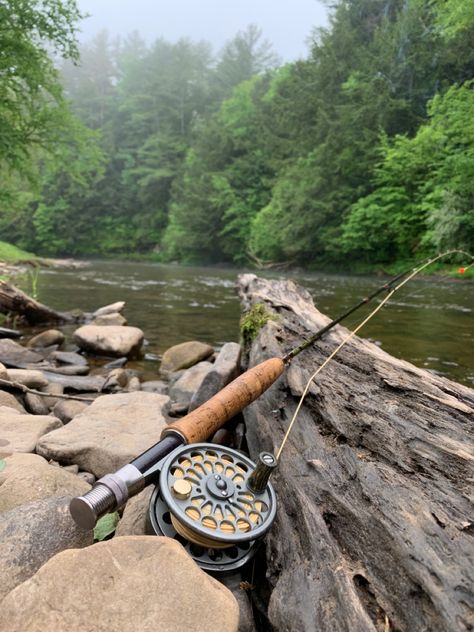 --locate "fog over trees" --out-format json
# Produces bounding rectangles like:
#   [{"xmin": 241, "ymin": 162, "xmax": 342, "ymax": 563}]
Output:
[{"xmin": 1, "ymin": 0, "xmax": 473, "ymax": 268}]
